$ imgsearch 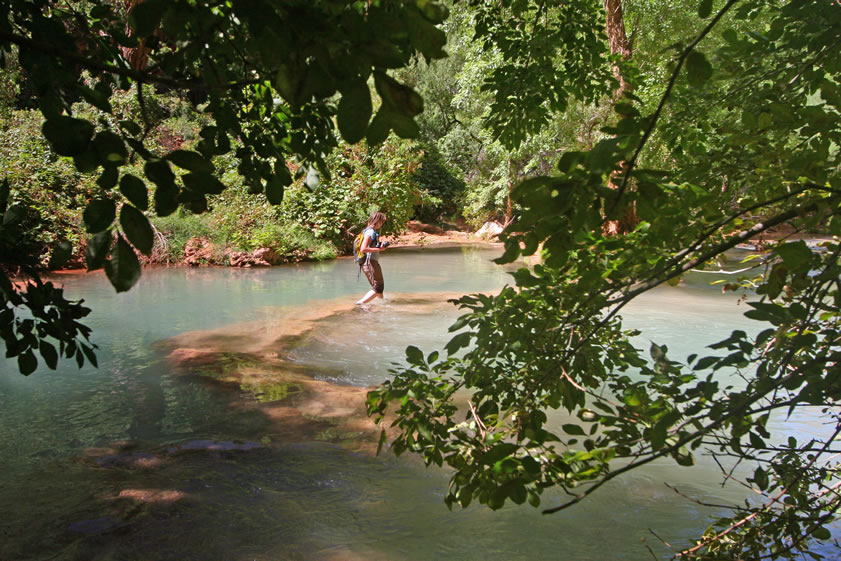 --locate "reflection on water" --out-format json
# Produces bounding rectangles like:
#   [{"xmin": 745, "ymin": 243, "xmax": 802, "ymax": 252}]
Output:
[{"xmin": 0, "ymin": 246, "xmax": 825, "ymax": 560}]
